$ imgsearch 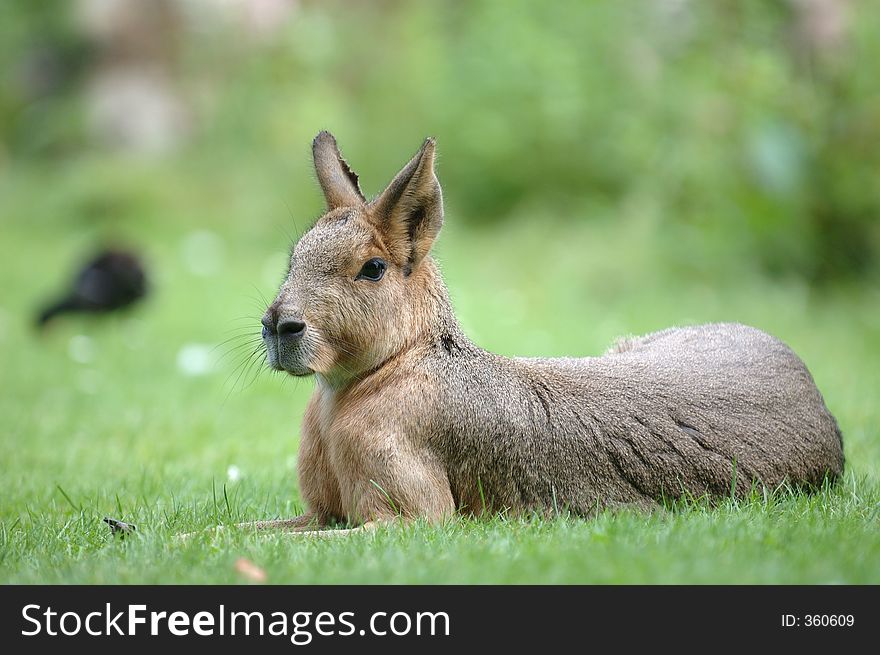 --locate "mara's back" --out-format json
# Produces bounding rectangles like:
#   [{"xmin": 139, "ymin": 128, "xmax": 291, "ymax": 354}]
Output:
[{"xmin": 431, "ymin": 323, "xmax": 844, "ymax": 516}]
